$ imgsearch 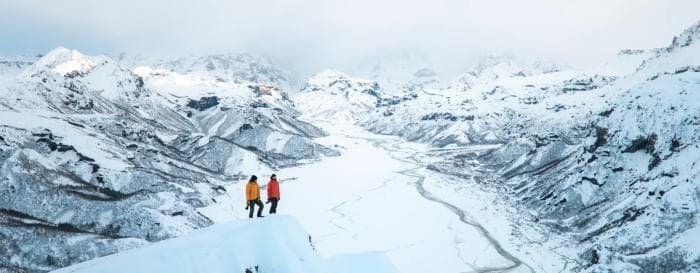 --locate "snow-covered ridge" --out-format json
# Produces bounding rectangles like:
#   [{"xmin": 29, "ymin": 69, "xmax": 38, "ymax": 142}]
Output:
[
  {"xmin": 668, "ymin": 20, "xmax": 700, "ymax": 50},
  {"xmin": 635, "ymin": 21, "xmax": 700, "ymax": 76},
  {"xmin": 50, "ymin": 216, "xmax": 399, "ymax": 273},
  {"xmin": 143, "ymin": 53, "xmax": 294, "ymax": 88}
]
